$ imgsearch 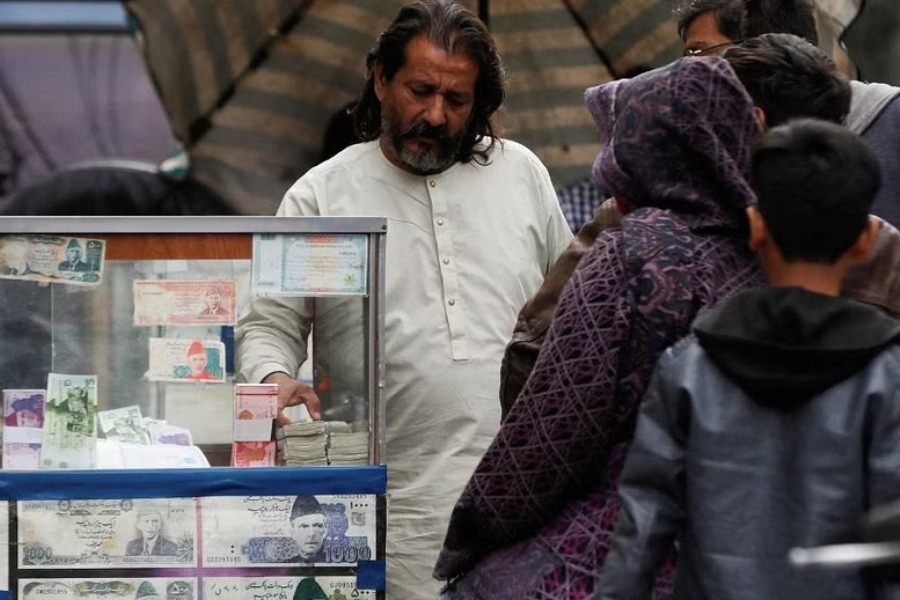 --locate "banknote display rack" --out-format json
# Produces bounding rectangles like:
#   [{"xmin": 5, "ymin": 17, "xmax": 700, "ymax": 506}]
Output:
[
  {"xmin": 0, "ymin": 466, "xmax": 387, "ymax": 599},
  {"xmin": 0, "ymin": 216, "xmax": 388, "ymax": 468}
]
